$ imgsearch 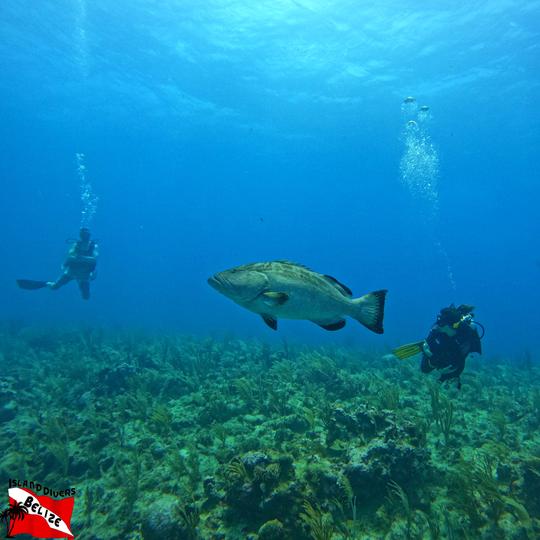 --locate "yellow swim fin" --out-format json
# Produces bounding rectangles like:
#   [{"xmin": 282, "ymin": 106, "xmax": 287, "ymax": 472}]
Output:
[{"xmin": 392, "ymin": 341, "xmax": 425, "ymax": 360}]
